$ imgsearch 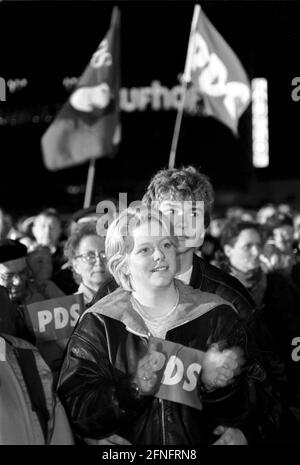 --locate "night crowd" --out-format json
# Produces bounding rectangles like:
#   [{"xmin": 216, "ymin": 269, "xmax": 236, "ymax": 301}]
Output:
[{"xmin": 1, "ymin": 166, "xmax": 300, "ymax": 445}]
